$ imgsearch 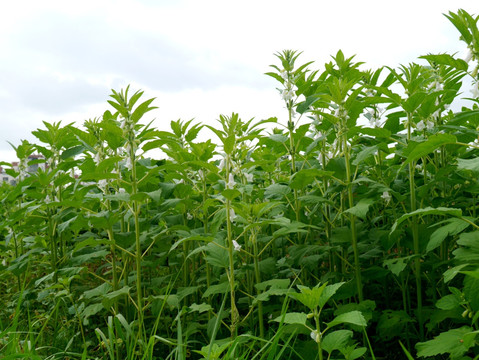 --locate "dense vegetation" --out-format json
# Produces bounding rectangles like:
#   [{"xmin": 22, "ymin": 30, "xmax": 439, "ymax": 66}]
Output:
[{"xmin": 1, "ymin": 9, "xmax": 479, "ymax": 360}]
